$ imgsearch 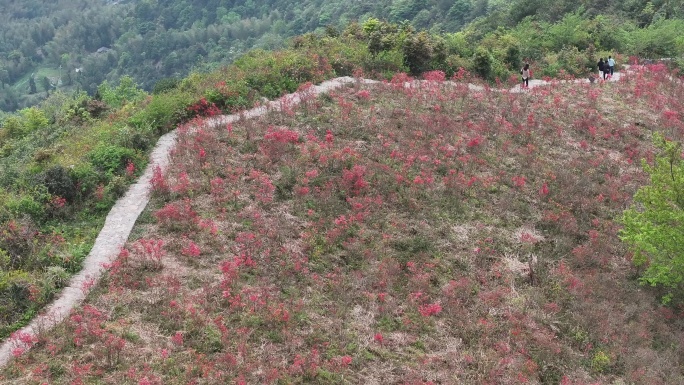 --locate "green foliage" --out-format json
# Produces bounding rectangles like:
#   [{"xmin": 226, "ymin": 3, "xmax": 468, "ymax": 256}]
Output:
[
  {"xmin": 362, "ymin": 18, "xmax": 384, "ymax": 35},
  {"xmin": 233, "ymin": 49, "xmax": 334, "ymax": 99},
  {"xmin": 545, "ymin": 12, "xmax": 593, "ymax": 52},
  {"xmin": 627, "ymin": 18, "xmax": 684, "ymax": 58},
  {"xmin": 442, "ymin": 54, "xmax": 472, "ymax": 77},
  {"xmin": 402, "ymin": 31, "xmax": 435, "ymax": 75},
  {"xmin": 444, "ymin": 32, "xmax": 473, "ymax": 58},
  {"xmin": 590, "ymin": 350, "xmax": 611, "ymax": 373},
  {"xmin": 39, "ymin": 165, "xmax": 76, "ymax": 202},
  {"xmin": 70, "ymin": 162, "xmax": 100, "ymax": 199},
  {"xmin": 0, "ymin": 0, "xmax": 681, "ymax": 114},
  {"xmin": 1, "ymin": 116, "xmax": 25, "ymax": 139},
  {"xmin": 128, "ymin": 91, "xmax": 193, "ymax": 134},
  {"xmin": 447, "ymin": 0, "xmax": 474, "ymax": 29},
  {"xmin": 203, "ymin": 78, "xmax": 251, "ymax": 111},
  {"xmin": 390, "ymin": 0, "xmax": 428, "ymax": 22},
  {"xmin": 541, "ymin": 46, "xmax": 595, "ymax": 77},
  {"xmin": 88, "ymin": 145, "xmax": 136, "ymax": 175},
  {"xmin": 28, "ymin": 77, "xmax": 37, "ymax": 95},
  {"xmin": 472, "ymin": 47, "xmax": 494, "ymax": 80},
  {"xmin": 97, "ymin": 76, "xmax": 146, "ymax": 109},
  {"xmin": 152, "ymin": 77, "xmax": 181, "ymax": 94},
  {"xmin": 58, "ymin": 92, "xmax": 94, "ymax": 124},
  {"xmin": 363, "ymin": 50, "xmax": 408, "ymax": 78},
  {"xmin": 620, "ymin": 134, "xmax": 684, "ymax": 304},
  {"xmin": 293, "ymin": 35, "xmax": 367, "ymax": 77},
  {"xmin": 4, "ymin": 185, "xmax": 49, "ymax": 220},
  {"xmin": 0, "ymin": 107, "xmax": 48, "ymax": 142},
  {"xmin": 20, "ymin": 107, "xmax": 49, "ymax": 132}
]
